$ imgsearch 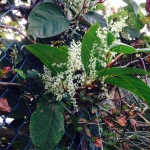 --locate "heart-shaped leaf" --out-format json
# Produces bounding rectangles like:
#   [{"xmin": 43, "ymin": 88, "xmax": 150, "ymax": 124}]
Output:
[{"xmin": 28, "ymin": 2, "xmax": 70, "ymax": 38}]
